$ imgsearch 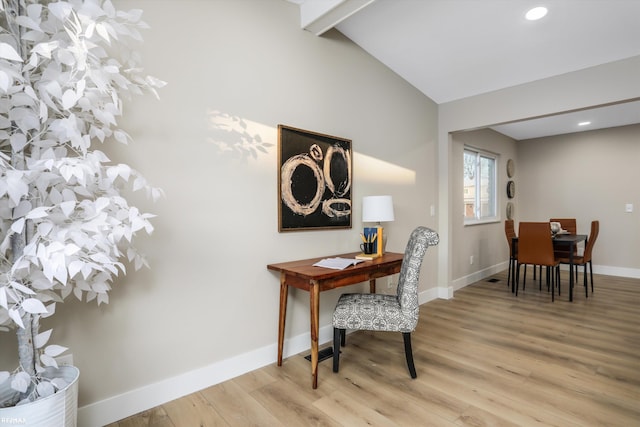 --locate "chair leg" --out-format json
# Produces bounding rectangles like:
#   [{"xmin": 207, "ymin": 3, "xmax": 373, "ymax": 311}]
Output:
[
  {"xmin": 551, "ymin": 266, "xmax": 555, "ymax": 302},
  {"xmin": 589, "ymin": 261, "xmax": 594, "ymax": 293},
  {"xmin": 402, "ymin": 332, "xmax": 417, "ymax": 379},
  {"xmin": 584, "ymin": 263, "xmax": 588, "ymax": 298},
  {"xmin": 333, "ymin": 328, "xmax": 342, "ymax": 373}
]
